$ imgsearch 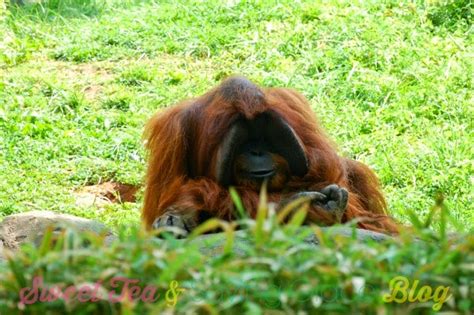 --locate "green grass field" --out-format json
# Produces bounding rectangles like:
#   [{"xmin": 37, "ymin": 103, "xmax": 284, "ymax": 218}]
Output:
[
  {"xmin": 1, "ymin": 0, "xmax": 472, "ymax": 230},
  {"xmin": 0, "ymin": 1, "xmax": 473, "ymax": 313}
]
